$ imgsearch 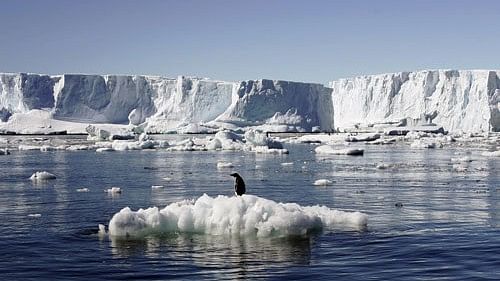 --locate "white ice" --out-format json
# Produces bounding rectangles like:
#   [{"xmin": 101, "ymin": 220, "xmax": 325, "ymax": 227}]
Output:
[
  {"xmin": 30, "ymin": 171, "xmax": 56, "ymax": 181},
  {"xmin": 107, "ymin": 194, "xmax": 368, "ymax": 238}
]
